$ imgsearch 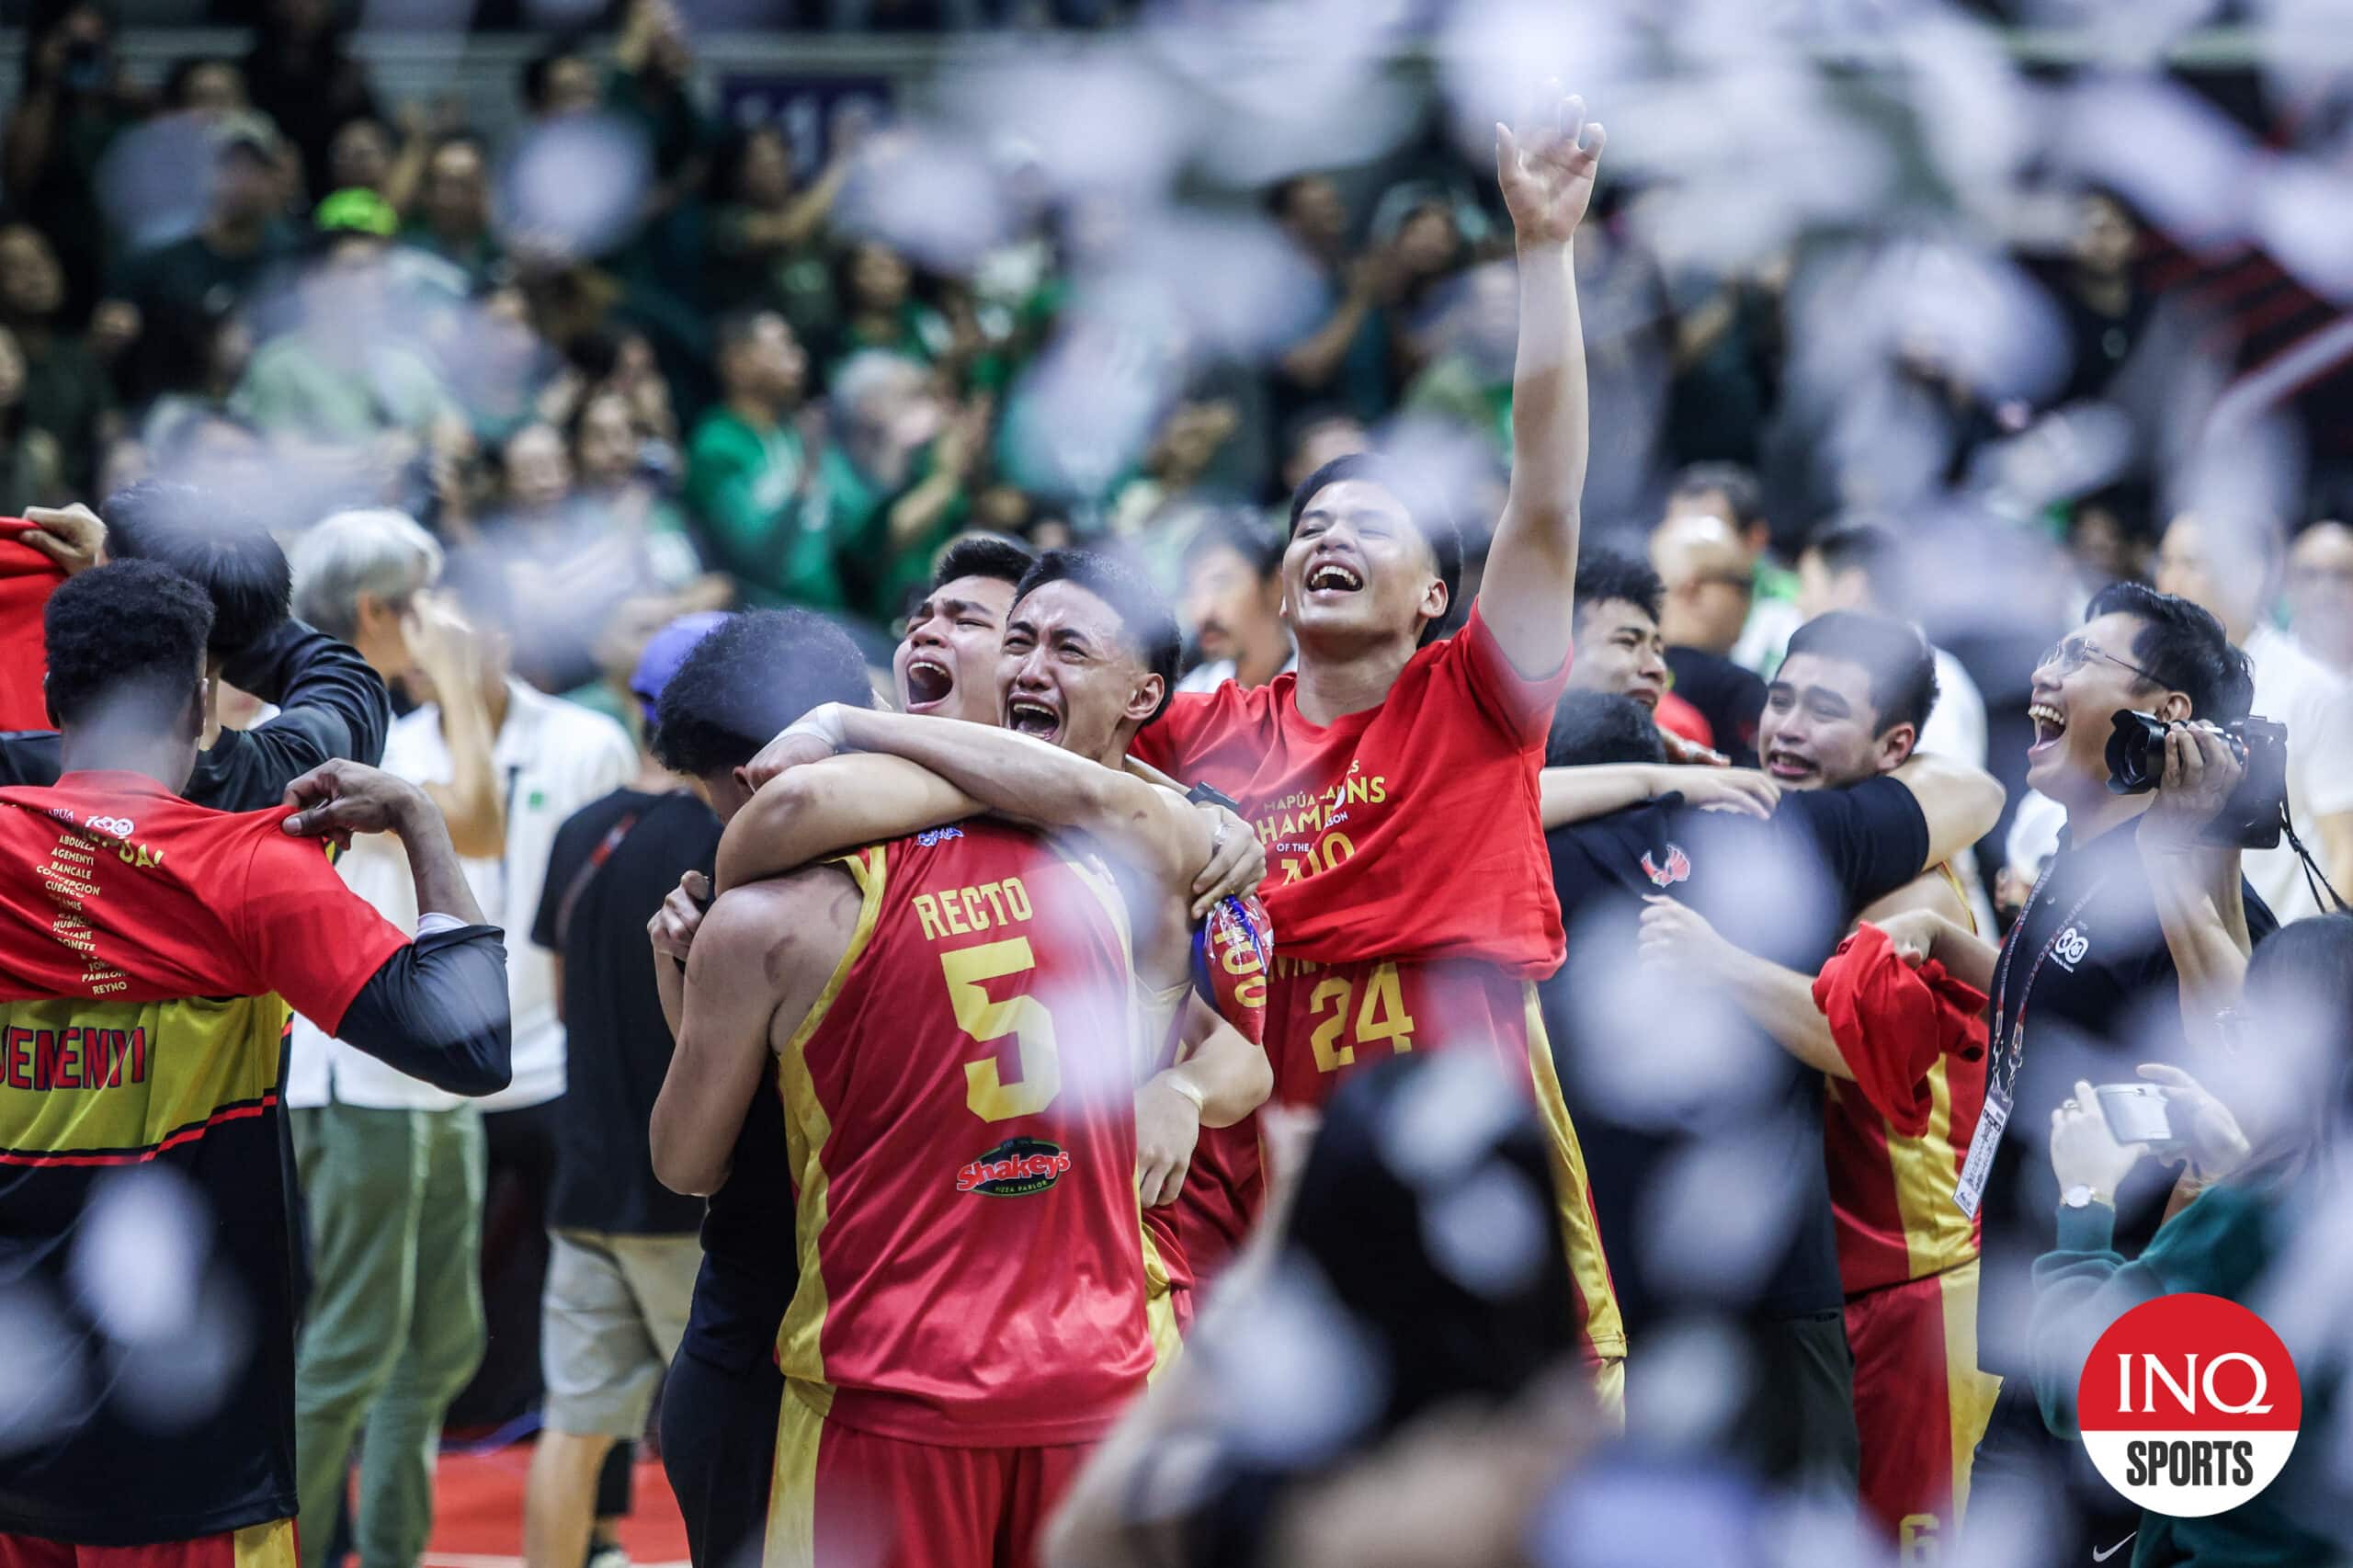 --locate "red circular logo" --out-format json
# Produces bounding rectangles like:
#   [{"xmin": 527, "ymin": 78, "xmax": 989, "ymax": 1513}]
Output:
[{"xmin": 2077, "ymin": 1293, "xmax": 2301, "ymax": 1517}]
